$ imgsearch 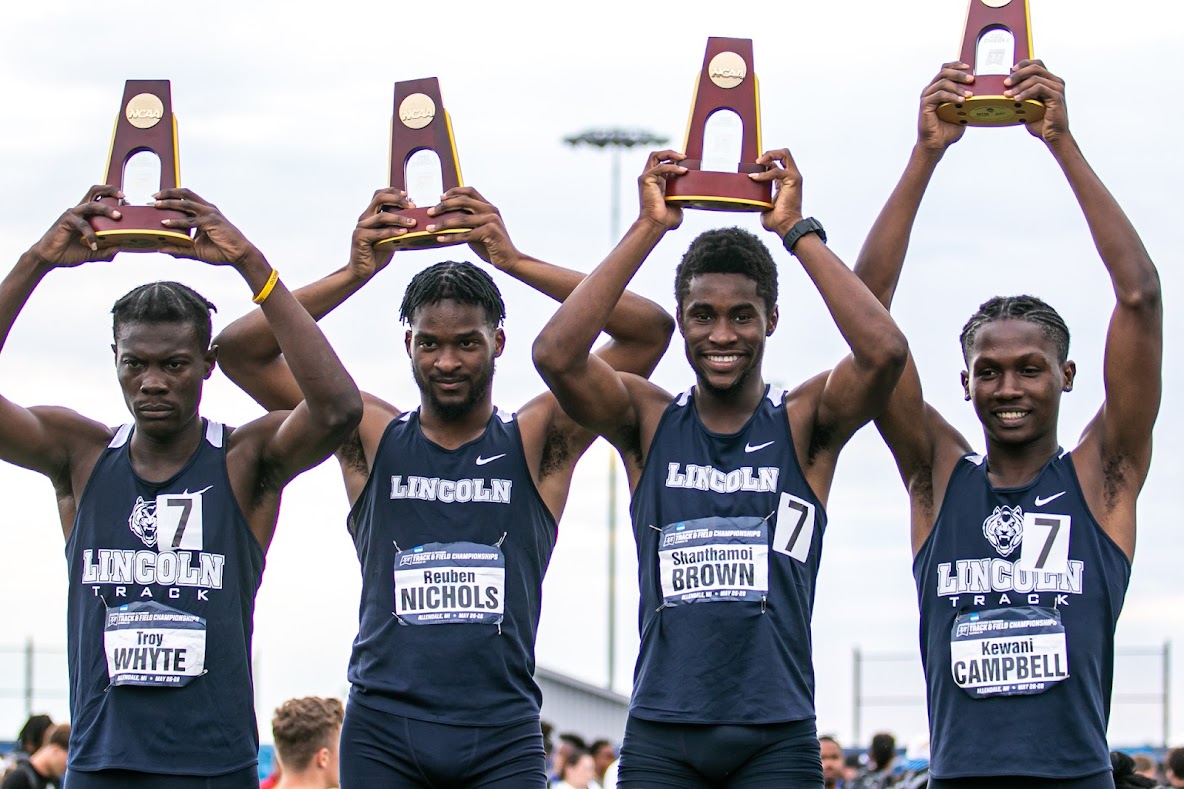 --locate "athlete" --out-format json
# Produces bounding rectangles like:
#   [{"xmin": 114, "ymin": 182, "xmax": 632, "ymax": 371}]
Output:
[
  {"xmin": 0, "ymin": 186, "xmax": 363, "ymax": 788},
  {"xmin": 532, "ymin": 148, "xmax": 909, "ymax": 788},
  {"xmin": 853, "ymin": 61, "xmax": 1161, "ymax": 787},
  {"xmin": 214, "ymin": 186, "xmax": 673, "ymax": 788}
]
